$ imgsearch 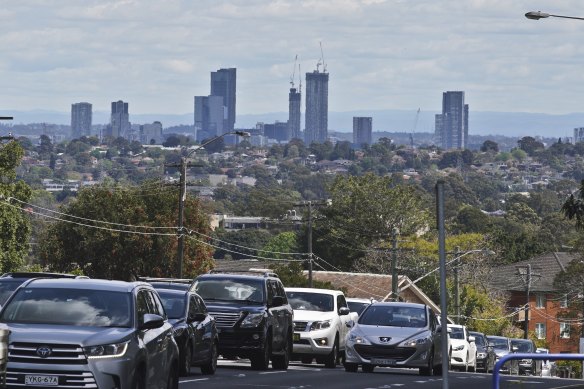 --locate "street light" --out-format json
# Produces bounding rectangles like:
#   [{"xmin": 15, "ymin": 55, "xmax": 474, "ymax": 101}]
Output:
[
  {"xmin": 525, "ymin": 11, "xmax": 584, "ymax": 21},
  {"xmin": 175, "ymin": 130, "xmax": 250, "ymax": 278}
]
